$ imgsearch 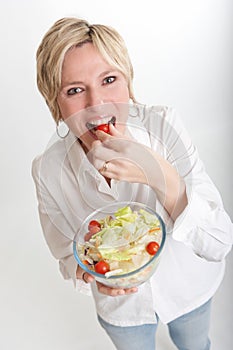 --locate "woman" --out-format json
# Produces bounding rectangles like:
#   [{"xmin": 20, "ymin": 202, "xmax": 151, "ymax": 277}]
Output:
[{"xmin": 32, "ymin": 17, "xmax": 232, "ymax": 350}]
